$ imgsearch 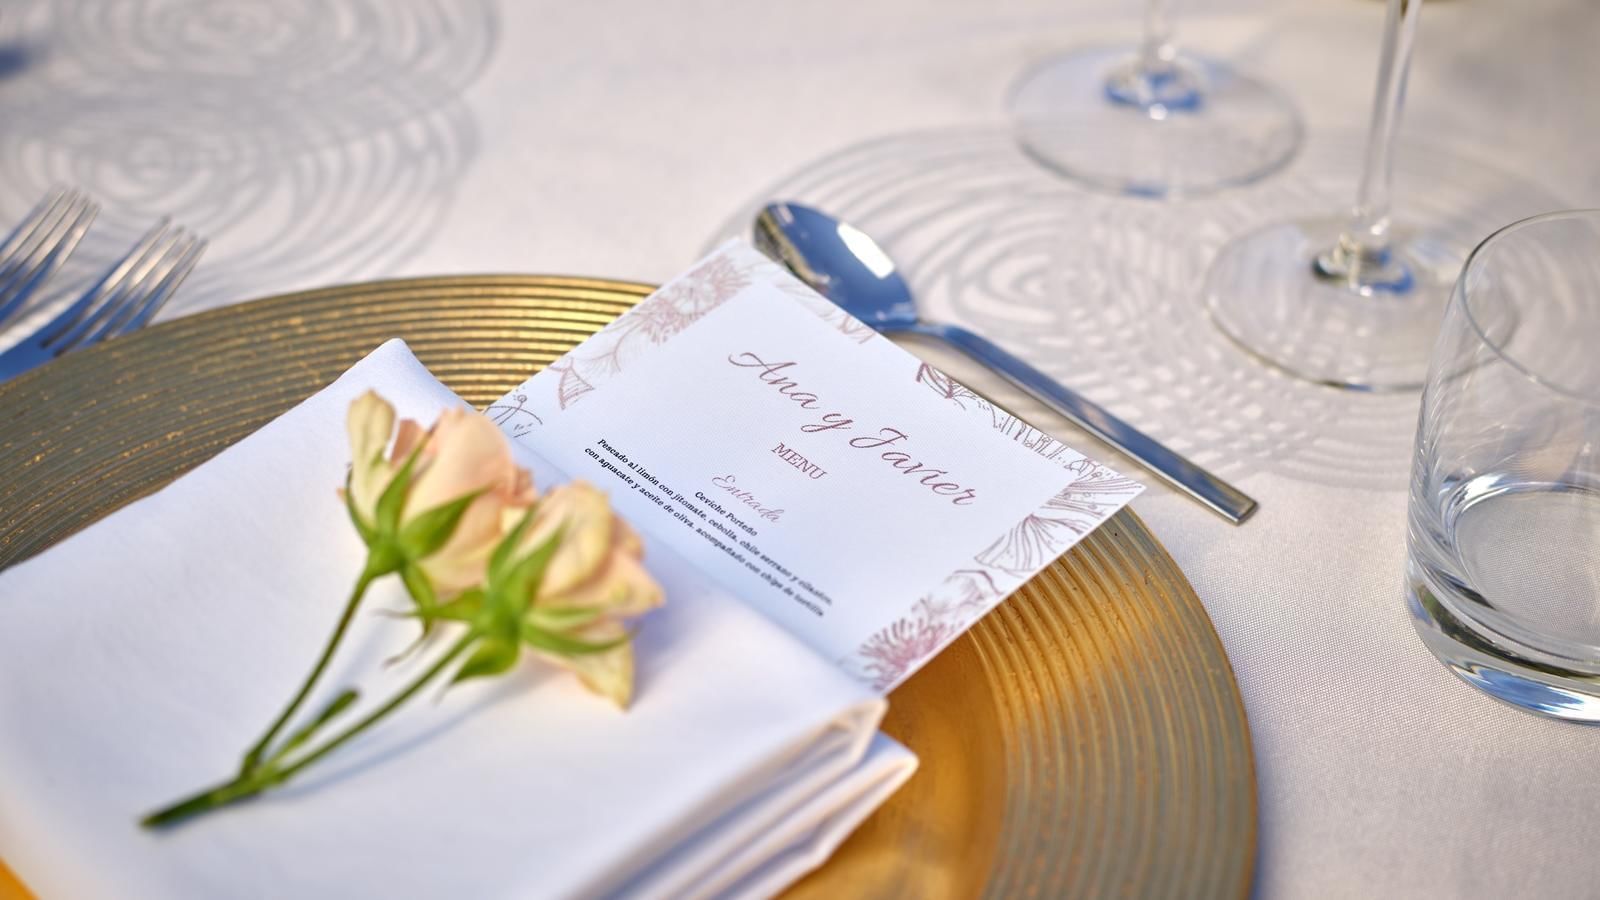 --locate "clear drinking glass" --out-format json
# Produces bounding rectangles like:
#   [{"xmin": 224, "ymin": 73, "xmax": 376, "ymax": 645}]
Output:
[
  {"xmin": 1204, "ymin": 0, "xmax": 1449, "ymax": 391},
  {"xmin": 1007, "ymin": 0, "xmax": 1302, "ymax": 198},
  {"xmin": 1407, "ymin": 210, "xmax": 1600, "ymax": 722}
]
